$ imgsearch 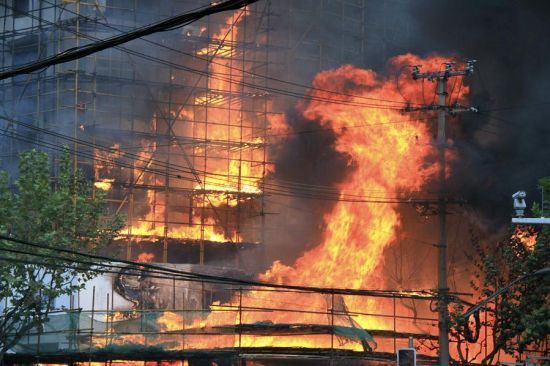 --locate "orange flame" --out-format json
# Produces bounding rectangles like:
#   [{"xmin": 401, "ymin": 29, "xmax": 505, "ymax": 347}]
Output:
[
  {"xmin": 94, "ymin": 178, "xmax": 114, "ymax": 191},
  {"xmin": 119, "ymin": 10, "xmax": 265, "ymax": 243},
  {"xmin": 136, "ymin": 252, "xmax": 155, "ymax": 263},
  {"xmin": 512, "ymin": 225, "xmax": 538, "ymax": 250},
  {"xmin": 94, "ymin": 144, "xmax": 122, "ymax": 192},
  {"xmin": 150, "ymin": 55, "xmax": 470, "ymax": 350}
]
